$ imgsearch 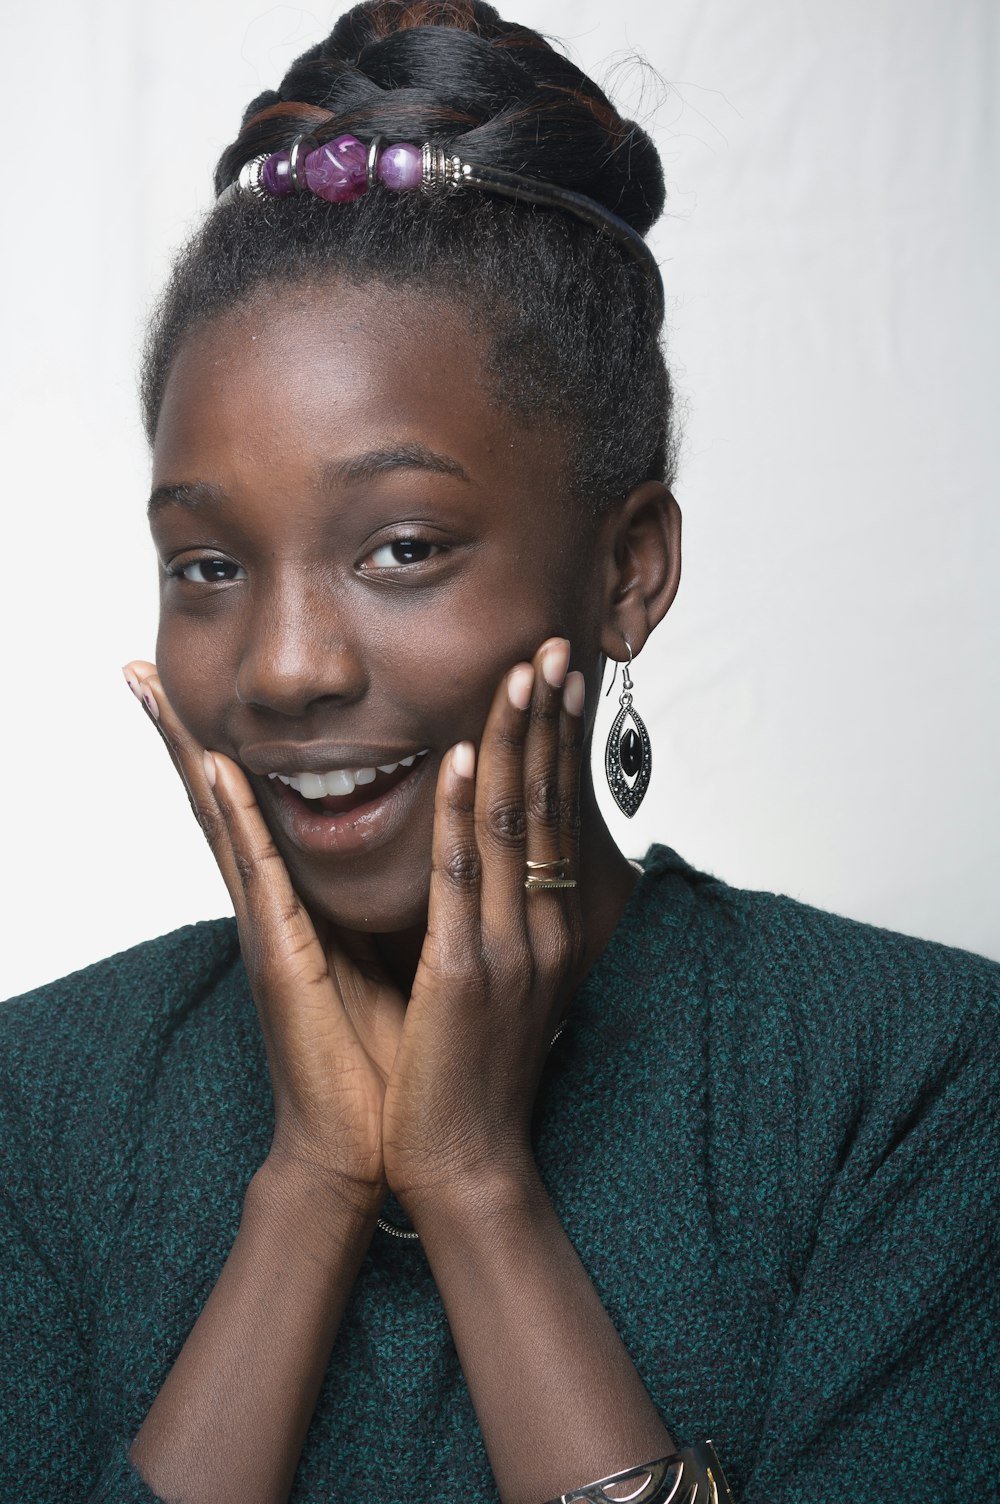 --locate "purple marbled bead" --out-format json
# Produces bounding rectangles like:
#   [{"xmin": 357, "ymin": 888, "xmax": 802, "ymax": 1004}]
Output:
[
  {"xmin": 376, "ymin": 142, "xmax": 423, "ymax": 192},
  {"xmin": 261, "ymin": 151, "xmax": 294, "ymax": 197},
  {"xmin": 303, "ymin": 134, "xmax": 368, "ymax": 203}
]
